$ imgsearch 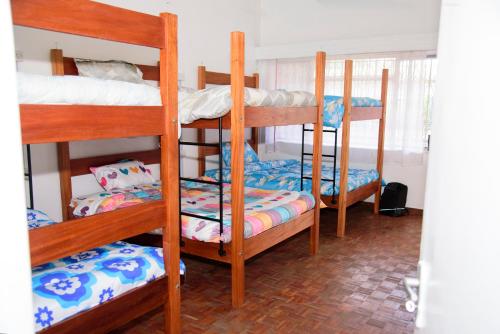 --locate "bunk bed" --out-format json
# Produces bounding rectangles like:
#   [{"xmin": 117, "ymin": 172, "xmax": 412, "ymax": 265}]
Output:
[
  {"xmin": 179, "ymin": 32, "xmax": 326, "ymax": 307},
  {"xmin": 200, "ymin": 61, "xmax": 389, "ymax": 238},
  {"xmin": 12, "ymin": 0, "xmax": 181, "ymax": 332}
]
